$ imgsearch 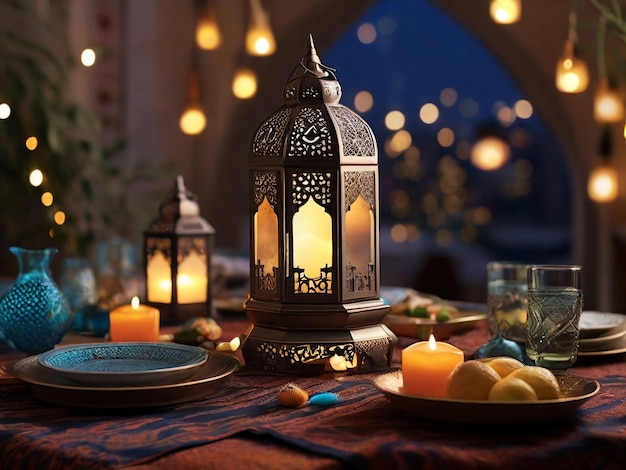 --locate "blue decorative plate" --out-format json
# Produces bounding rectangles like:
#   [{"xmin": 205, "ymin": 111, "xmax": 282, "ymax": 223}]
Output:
[
  {"xmin": 14, "ymin": 351, "xmax": 238, "ymax": 409},
  {"xmin": 37, "ymin": 343, "xmax": 208, "ymax": 386}
]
